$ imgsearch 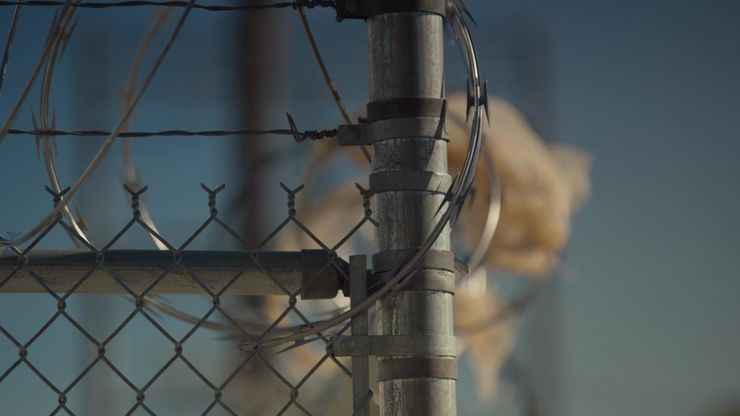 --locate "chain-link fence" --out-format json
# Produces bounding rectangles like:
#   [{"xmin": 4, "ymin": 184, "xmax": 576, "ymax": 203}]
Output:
[
  {"xmin": 1, "ymin": 1, "xmax": 487, "ymax": 414},
  {"xmin": 1, "ymin": 180, "xmax": 376, "ymax": 415}
]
